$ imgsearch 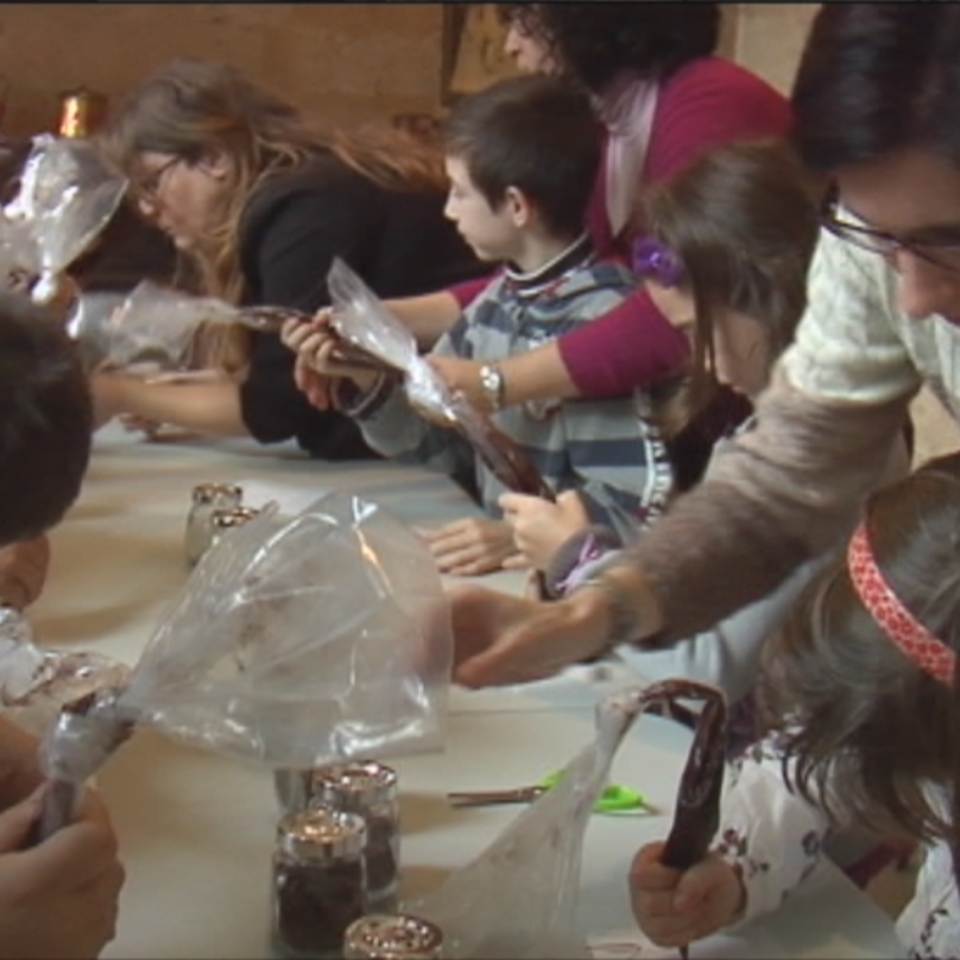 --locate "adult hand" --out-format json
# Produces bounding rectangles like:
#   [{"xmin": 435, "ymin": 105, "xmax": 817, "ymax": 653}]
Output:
[
  {"xmin": 89, "ymin": 373, "xmax": 133, "ymax": 431},
  {"xmin": 118, "ymin": 413, "xmax": 164, "ymax": 439},
  {"xmin": 0, "ymin": 538, "xmax": 50, "ymax": 610},
  {"xmin": 446, "ymin": 581, "xmax": 612, "ymax": 687},
  {"xmin": 499, "ymin": 489, "xmax": 590, "ymax": 570},
  {"xmin": 0, "ymin": 784, "xmax": 125, "ymax": 959},
  {"xmin": 420, "ymin": 518, "xmax": 522, "ymax": 576},
  {"xmin": 426, "ymin": 355, "xmax": 488, "ymax": 412},
  {"xmin": 628, "ymin": 841, "xmax": 744, "ymax": 948}
]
